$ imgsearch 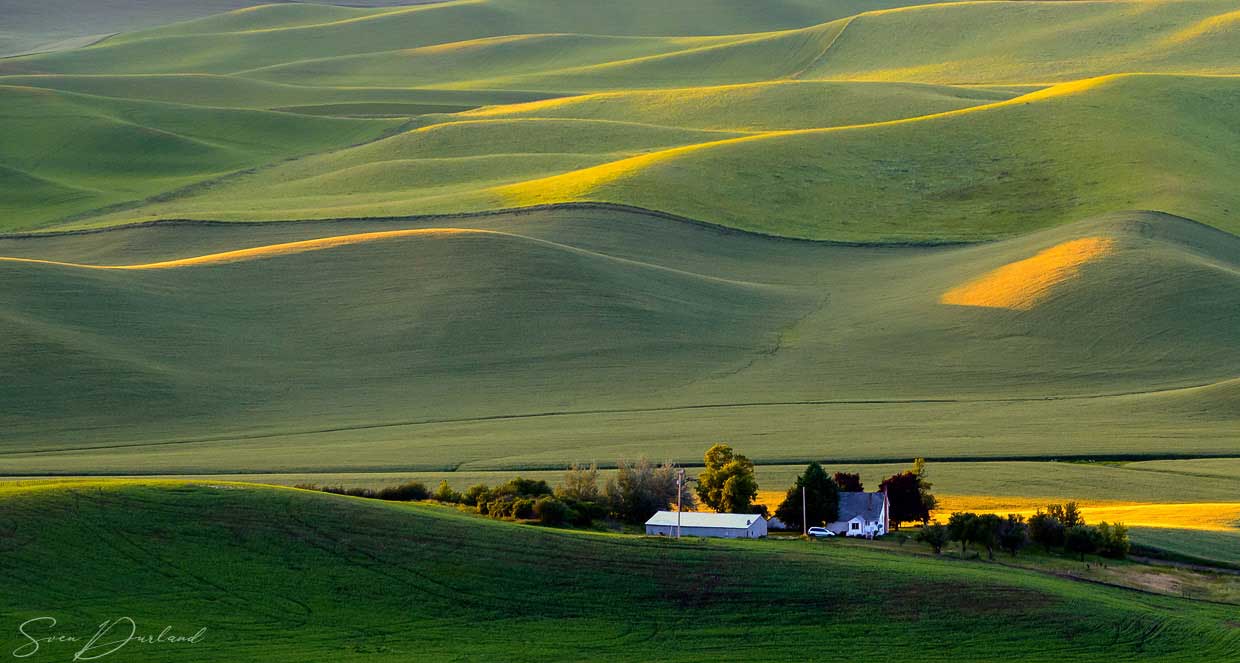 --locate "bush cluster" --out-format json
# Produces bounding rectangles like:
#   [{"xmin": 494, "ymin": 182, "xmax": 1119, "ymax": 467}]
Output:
[
  {"xmin": 294, "ymin": 455, "xmax": 698, "ymax": 530},
  {"xmin": 921, "ymin": 502, "xmax": 1129, "ymax": 561},
  {"xmin": 294, "ymin": 481, "xmax": 430, "ymax": 502}
]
